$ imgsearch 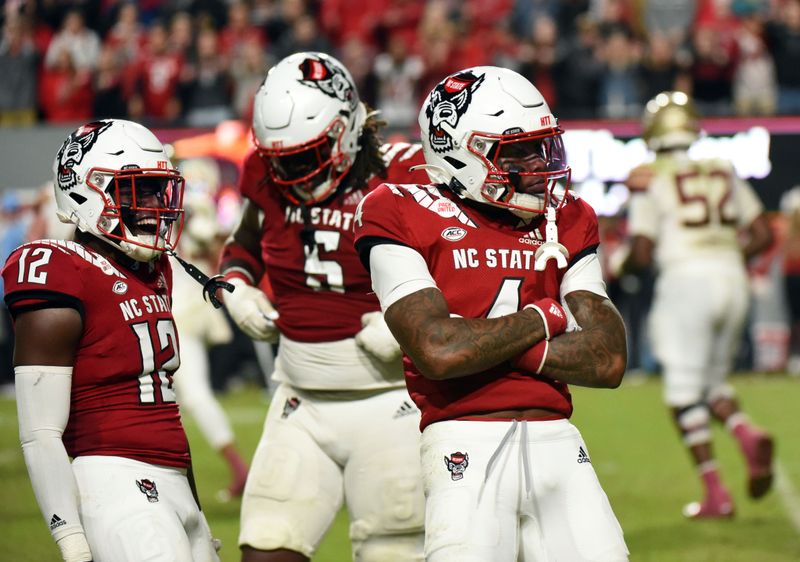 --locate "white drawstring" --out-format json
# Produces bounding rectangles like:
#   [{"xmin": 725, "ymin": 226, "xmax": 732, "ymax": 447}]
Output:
[
  {"xmin": 520, "ymin": 420, "xmax": 531, "ymax": 496},
  {"xmin": 484, "ymin": 420, "xmax": 517, "ymax": 486},
  {"xmin": 479, "ymin": 420, "xmax": 533, "ymax": 501}
]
